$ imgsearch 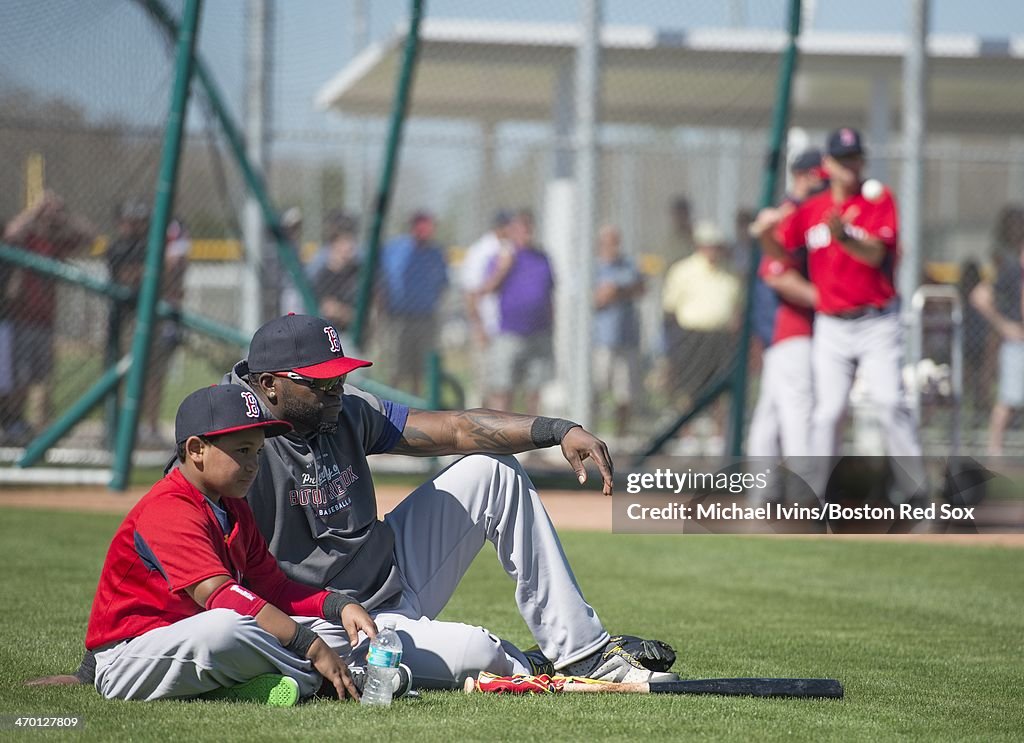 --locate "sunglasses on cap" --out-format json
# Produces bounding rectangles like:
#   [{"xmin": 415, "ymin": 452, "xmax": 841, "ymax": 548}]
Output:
[{"xmin": 272, "ymin": 371, "xmax": 346, "ymax": 393}]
